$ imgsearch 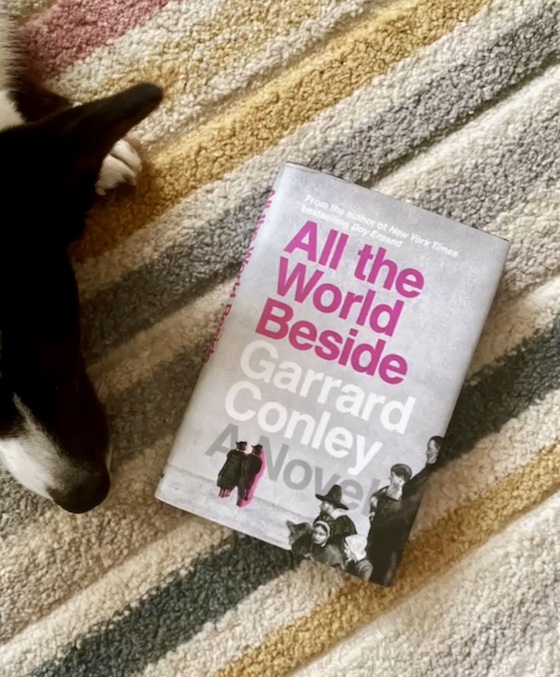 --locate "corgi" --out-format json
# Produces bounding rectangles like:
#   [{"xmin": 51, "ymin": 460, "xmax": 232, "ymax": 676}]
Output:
[{"xmin": 0, "ymin": 13, "xmax": 163, "ymax": 513}]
